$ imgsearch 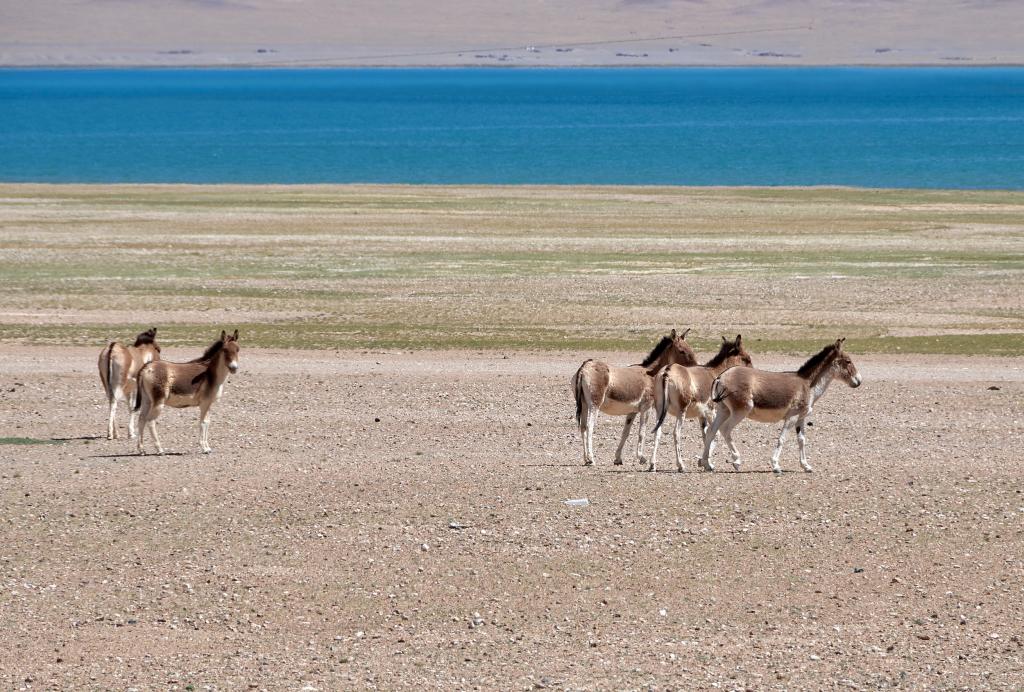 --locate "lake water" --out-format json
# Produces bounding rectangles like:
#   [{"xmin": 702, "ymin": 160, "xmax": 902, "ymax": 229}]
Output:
[{"xmin": 1, "ymin": 67, "xmax": 1022, "ymax": 188}]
